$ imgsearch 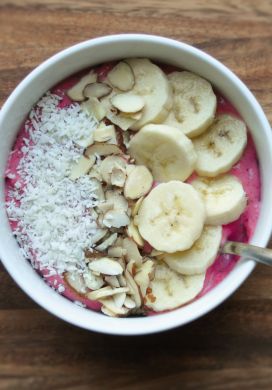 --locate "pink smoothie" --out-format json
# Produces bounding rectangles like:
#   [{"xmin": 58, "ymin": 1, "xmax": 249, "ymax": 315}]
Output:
[{"xmin": 5, "ymin": 63, "xmax": 261, "ymax": 314}]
